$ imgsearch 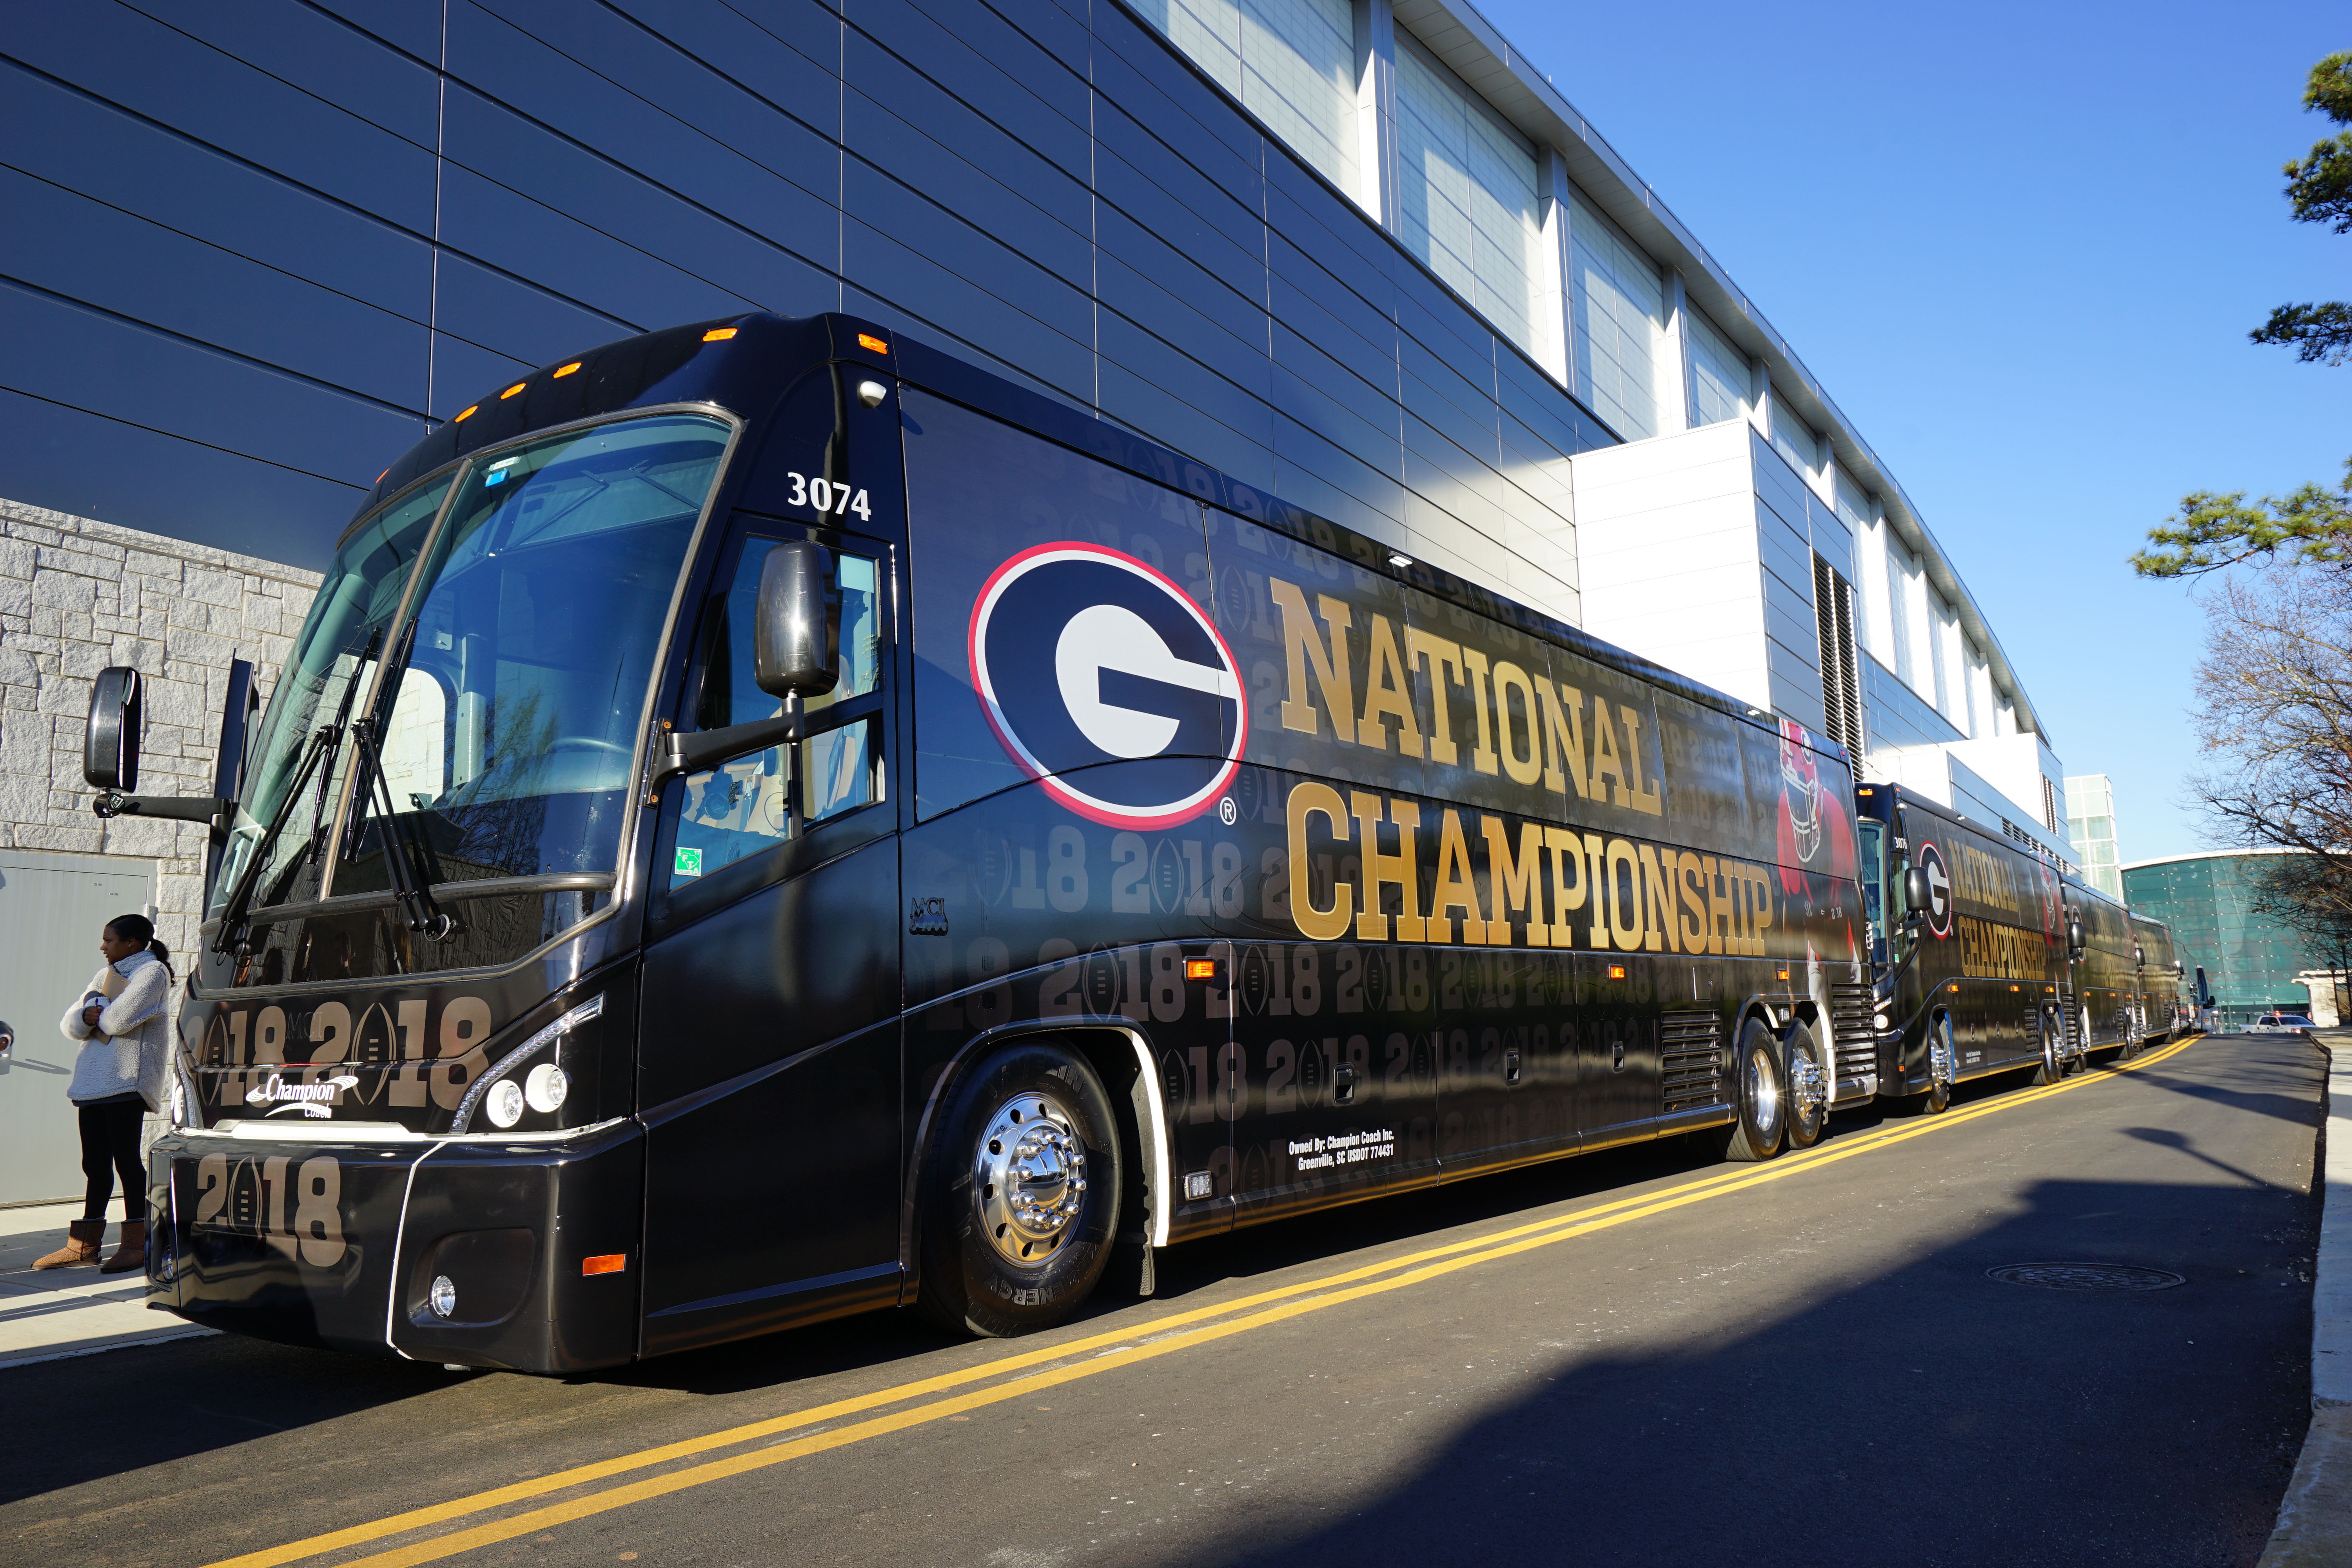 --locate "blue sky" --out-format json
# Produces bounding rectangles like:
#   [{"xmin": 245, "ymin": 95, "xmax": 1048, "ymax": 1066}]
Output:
[{"xmin": 1475, "ymin": 0, "xmax": 2352, "ymax": 863}]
